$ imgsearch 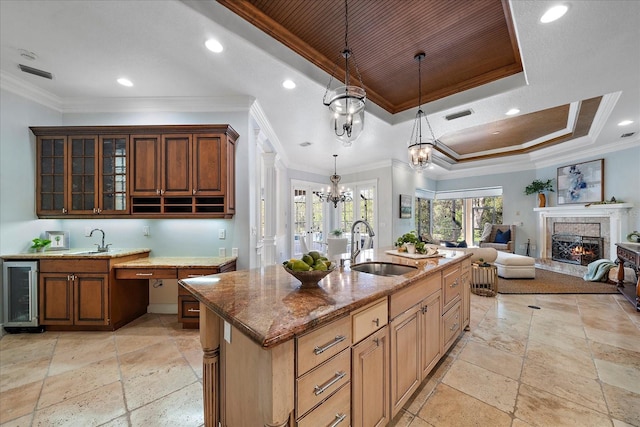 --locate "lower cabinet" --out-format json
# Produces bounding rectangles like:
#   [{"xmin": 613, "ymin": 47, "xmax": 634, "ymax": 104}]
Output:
[
  {"xmin": 352, "ymin": 325, "xmax": 390, "ymax": 427},
  {"xmin": 390, "ymin": 305, "xmax": 421, "ymax": 416},
  {"xmin": 420, "ymin": 290, "xmax": 442, "ymax": 379},
  {"xmin": 461, "ymin": 259, "xmax": 471, "ymax": 329},
  {"xmin": 40, "ymin": 268, "xmax": 109, "ymax": 326}
]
